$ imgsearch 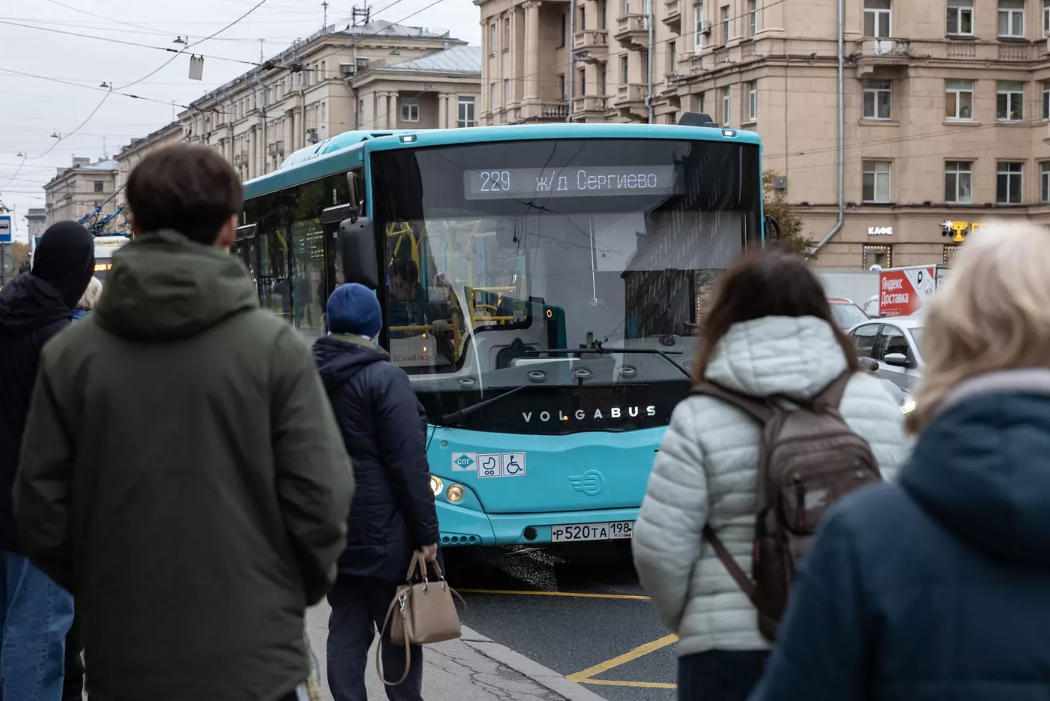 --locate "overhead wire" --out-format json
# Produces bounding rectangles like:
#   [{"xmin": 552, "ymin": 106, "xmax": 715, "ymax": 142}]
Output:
[{"xmin": 116, "ymin": 0, "xmax": 269, "ymax": 91}]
